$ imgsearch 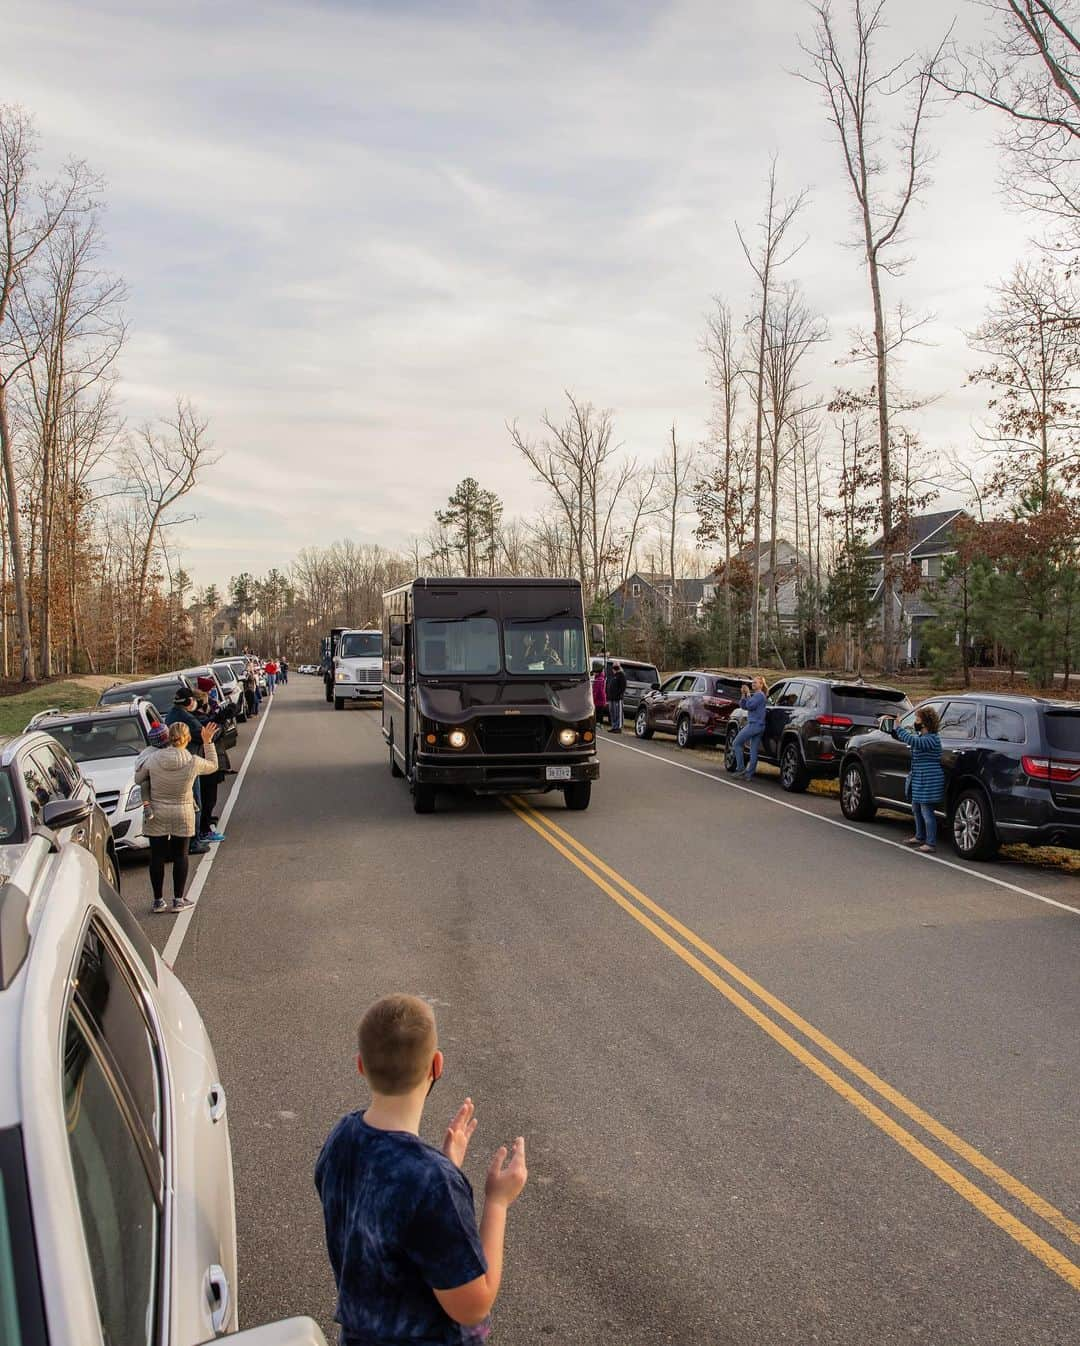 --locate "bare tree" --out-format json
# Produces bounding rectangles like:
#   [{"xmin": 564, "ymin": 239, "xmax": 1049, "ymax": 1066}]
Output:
[
  {"xmin": 937, "ymin": 2, "xmax": 1080, "ymax": 233},
  {"xmin": 659, "ymin": 424, "xmax": 695, "ymax": 624},
  {"xmin": 509, "ymin": 392, "xmax": 634, "ymax": 606},
  {"xmin": 736, "ymin": 161, "xmax": 810, "ymax": 664},
  {"xmin": 0, "ymin": 105, "xmax": 96, "ymax": 679},
  {"xmin": 798, "ymin": 1, "xmax": 946, "ymax": 671},
  {"xmin": 123, "ymin": 400, "xmax": 214, "ymax": 671}
]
